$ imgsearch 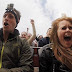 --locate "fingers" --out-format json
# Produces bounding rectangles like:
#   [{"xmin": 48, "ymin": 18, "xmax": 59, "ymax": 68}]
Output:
[{"xmin": 30, "ymin": 19, "xmax": 34, "ymax": 24}]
